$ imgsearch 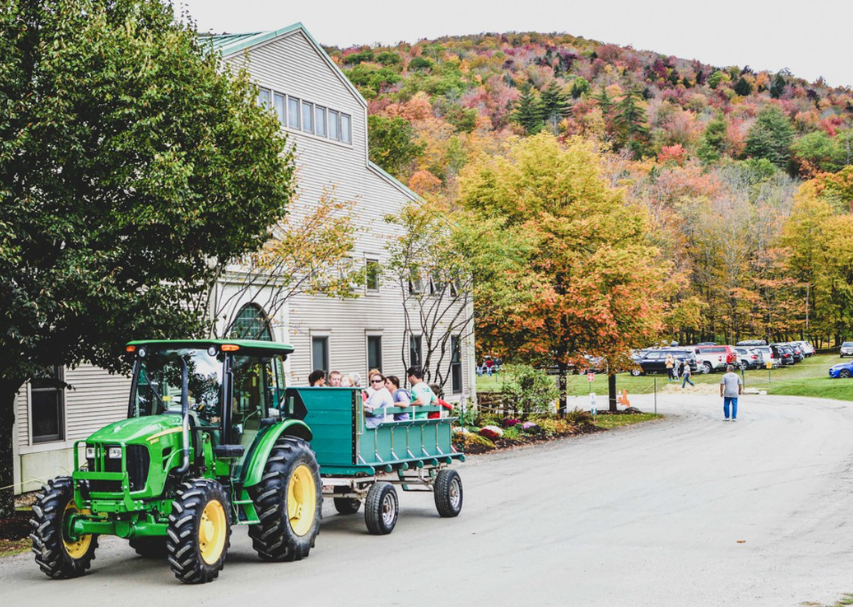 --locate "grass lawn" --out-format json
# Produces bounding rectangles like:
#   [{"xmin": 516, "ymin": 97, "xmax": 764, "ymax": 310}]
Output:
[
  {"xmin": 591, "ymin": 413, "xmax": 663, "ymax": 429},
  {"xmin": 477, "ymin": 355, "xmax": 852, "ymax": 402}
]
